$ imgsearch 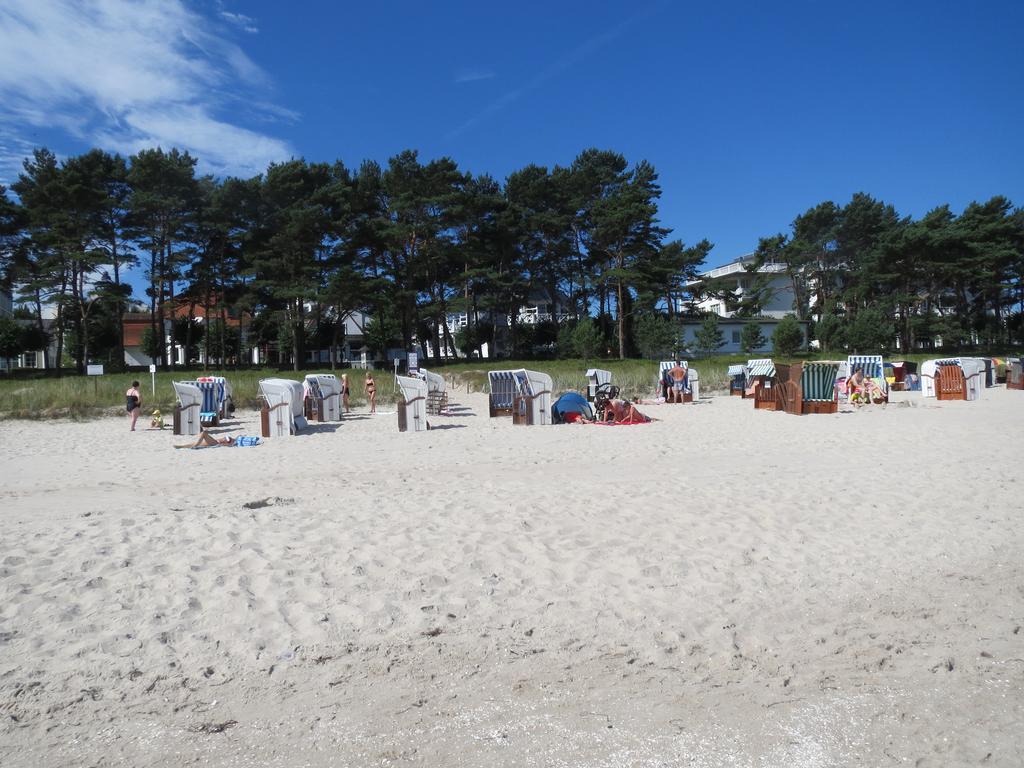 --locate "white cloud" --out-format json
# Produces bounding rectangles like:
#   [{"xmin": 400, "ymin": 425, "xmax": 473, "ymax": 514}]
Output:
[
  {"xmin": 220, "ymin": 11, "xmax": 259, "ymax": 34},
  {"xmin": 454, "ymin": 70, "xmax": 496, "ymax": 84},
  {"xmin": 0, "ymin": 0, "xmax": 294, "ymax": 177}
]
